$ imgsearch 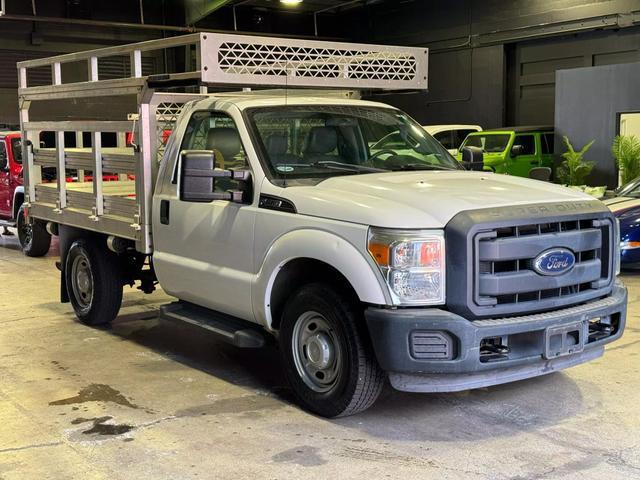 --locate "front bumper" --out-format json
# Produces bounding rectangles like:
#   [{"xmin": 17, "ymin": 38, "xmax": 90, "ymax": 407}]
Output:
[{"xmin": 365, "ymin": 284, "xmax": 627, "ymax": 393}]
